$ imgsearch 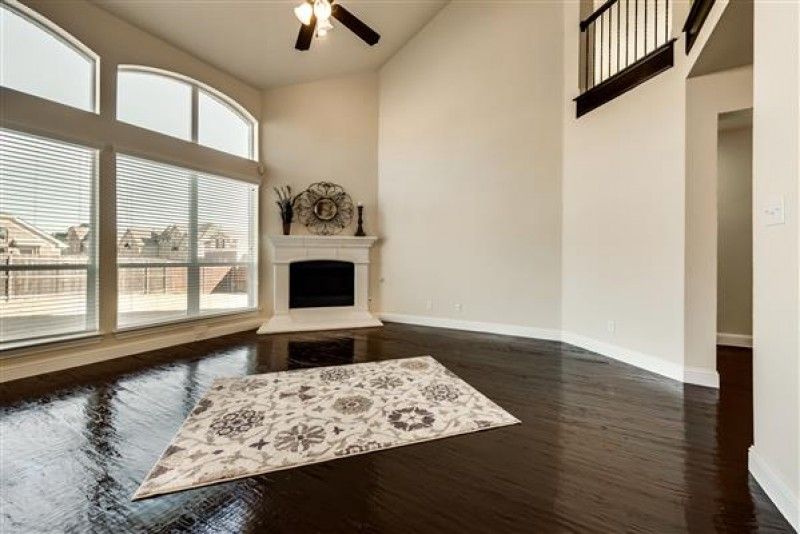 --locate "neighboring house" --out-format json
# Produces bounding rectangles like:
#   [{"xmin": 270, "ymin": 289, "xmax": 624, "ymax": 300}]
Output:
[
  {"xmin": 65, "ymin": 224, "xmax": 90, "ymax": 255},
  {"xmin": 117, "ymin": 223, "xmax": 238, "ymax": 261},
  {"xmin": 155, "ymin": 224, "xmax": 188, "ymax": 259},
  {"xmin": 198, "ymin": 223, "xmax": 239, "ymax": 262},
  {"xmin": 117, "ymin": 228, "xmax": 153, "ymax": 258},
  {"xmin": 0, "ymin": 213, "xmax": 66, "ymax": 259}
]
